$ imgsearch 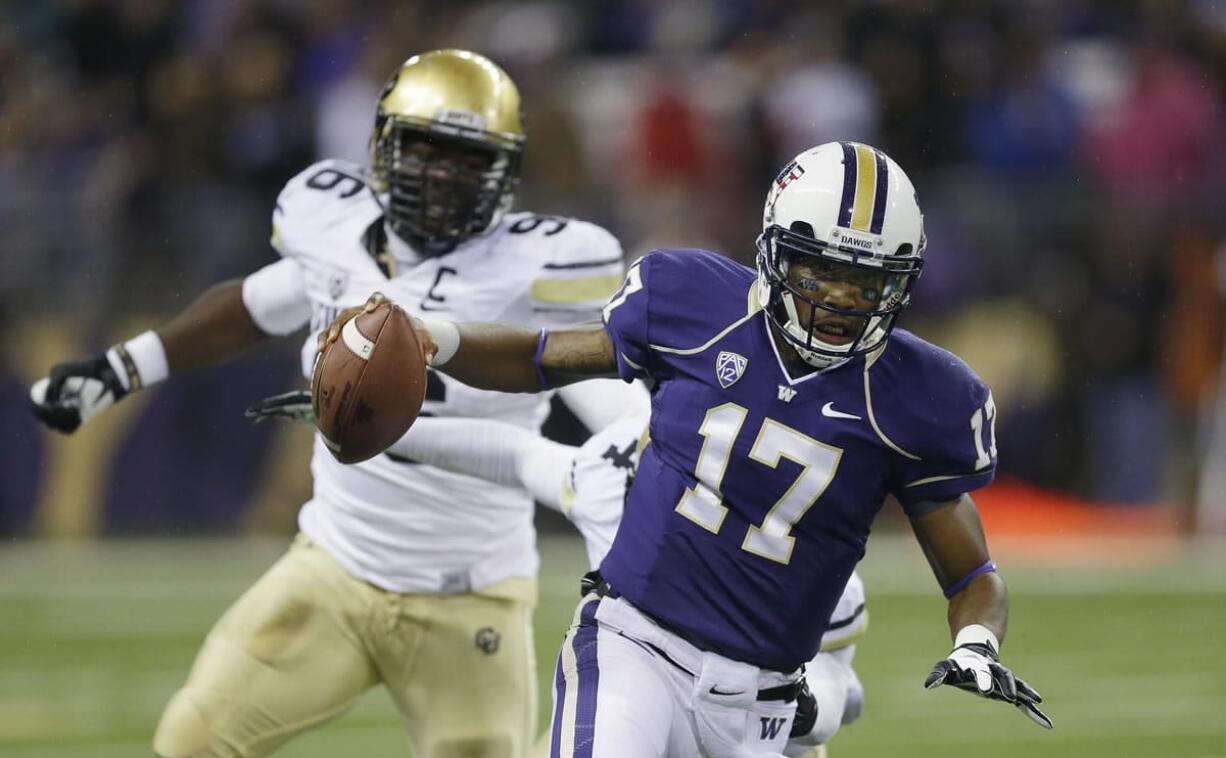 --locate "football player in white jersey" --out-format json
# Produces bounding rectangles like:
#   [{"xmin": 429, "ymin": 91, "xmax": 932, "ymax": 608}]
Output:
[
  {"xmin": 28, "ymin": 50, "xmax": 639, "ymax": 758},
  {"xmin": 363, "ymin": 409, "xmax": 868, "ymax": 758}
]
